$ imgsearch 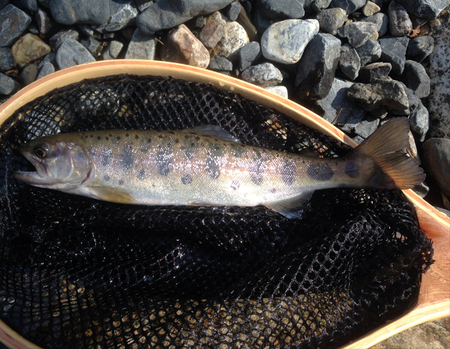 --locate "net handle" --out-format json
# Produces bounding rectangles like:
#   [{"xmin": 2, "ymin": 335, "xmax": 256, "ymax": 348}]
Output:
[{"xmin": 0, "ymin": 60, "xmax": 448, "ymax": 349}]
